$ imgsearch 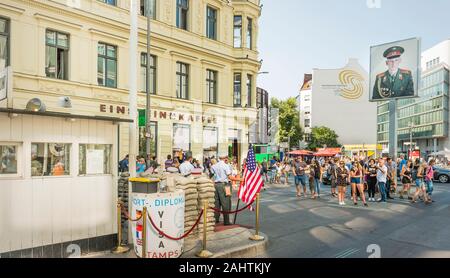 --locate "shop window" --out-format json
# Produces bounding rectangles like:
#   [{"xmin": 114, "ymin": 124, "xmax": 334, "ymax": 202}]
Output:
[
  {"xmin": 203, "ymin": 127, "xmax": 218, "ymax": 159},
  {"xmin": 79, "ymin": 144, "xmax": 112, "ymax": 175},
  {"xmin": 0, "ymin": 144, "xmax": 17, "ymax": 175},
  {"xmin": 31, "ymin": 143, "xmax": 70, "ymax": 176},
  {"xmin": 173, "ymin": 124, "xmax": 190, "ymax": 162}
]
